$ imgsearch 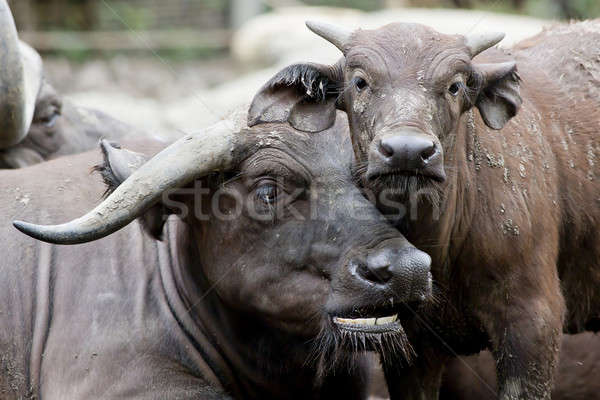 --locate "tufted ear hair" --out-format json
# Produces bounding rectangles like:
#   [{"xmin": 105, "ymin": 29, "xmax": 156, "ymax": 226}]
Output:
[
  {"xmin": 93, "ymin": 140, "xmax": 168, "ymax": 240},
  {"xmin": 473, "ymin": 61, "xmax": 522, "ymax": 130},
  {"xmin": 95, "ymin": 140, "xmax": 148, "ymax": 192},
  {"xmin": 248, "ymin": 59, "xmax": 345, "ymax": 133}
]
